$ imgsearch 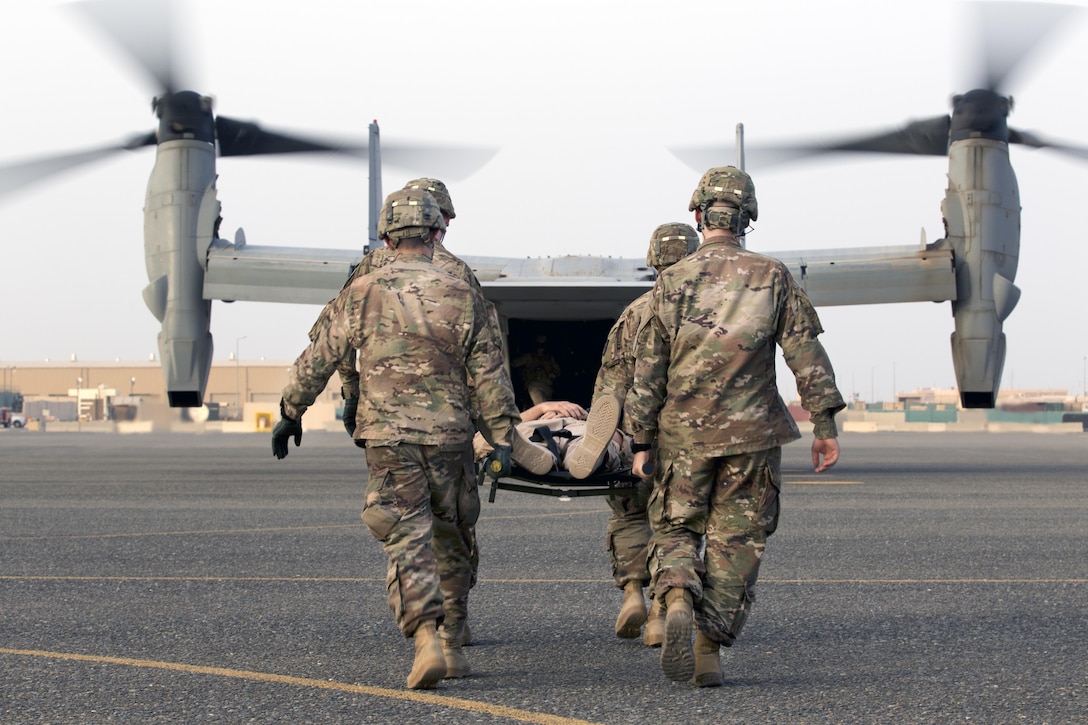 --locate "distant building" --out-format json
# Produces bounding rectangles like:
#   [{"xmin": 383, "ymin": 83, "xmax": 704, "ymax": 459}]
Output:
[{"xmin": 0, "ymin": 359, "xmax": 341, "ymax": 422}]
